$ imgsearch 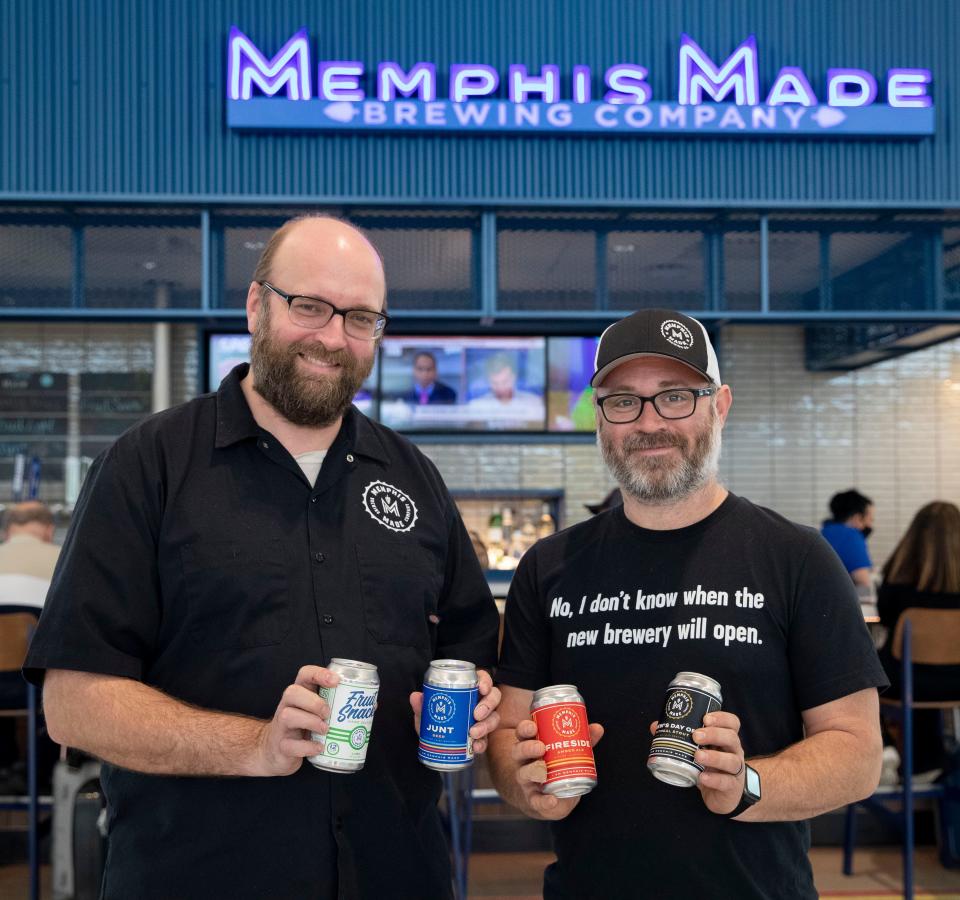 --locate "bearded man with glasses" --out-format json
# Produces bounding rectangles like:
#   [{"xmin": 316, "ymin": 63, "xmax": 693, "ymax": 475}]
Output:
[
  {"xmin": 26, "ymin": 216, "xmax": 501, "ymax": 900},
  {"xmin": 489, "ymin": 308, "xmax": 888, "ymax": 900}
]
